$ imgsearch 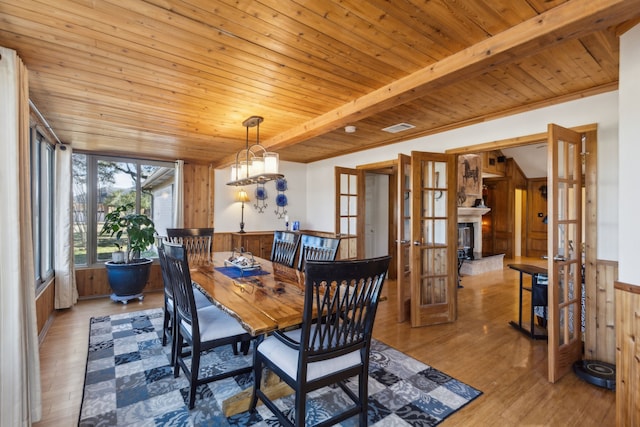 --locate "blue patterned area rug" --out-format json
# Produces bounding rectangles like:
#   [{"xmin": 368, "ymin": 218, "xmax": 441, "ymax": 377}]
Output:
[{"xmin": 79, "ymin": 308, "xmax": 481, "ymax": 426}]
